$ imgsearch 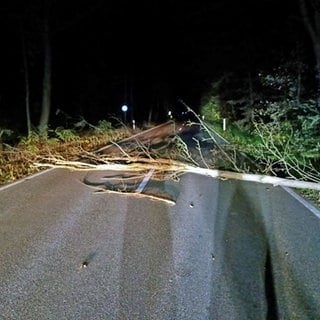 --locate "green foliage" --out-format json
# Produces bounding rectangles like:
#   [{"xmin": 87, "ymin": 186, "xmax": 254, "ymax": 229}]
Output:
[
  {"xmin": 200, "ymin": 96, "xmax": 221, "ymax": 122},
  {"xmin": 18, "ymin": 127, "xmax": 79, "ymax": 150},
  {"xmin": 256, "ymin": 98, "xmax": 320, "ymax": 154},
  {"xmin": 0, "ymin": 128, "xmax": 14, "ymax": 151},
  {"xmin": 208, "ymin": 121, "xmax": 252, "ymax": 146},
  {"xmin": 199, "ymin": 78, "xmax": 227, "ymax": 122},
  {"xmin": 234, "ymin": 98, "xmax": 320, "ymax": 182},
  {"xmin": 0, "ymin": 128, "xmax": 14, "ymax": 142},
  {"xmin": 231, "ymin": 64, "xmax": 319, "ymax": 181},
  {"xmin": 53, "ymin": 127, "xmax": 79, "ymax": 142},
  {"xmin": 259, "ymin": 66, "xmax": 301, "ymax": 100},
  {"xmin": 204, "ymin": 65, "xmax": 320, "ymax": 183},
  {"xmin": 250, "ymin": 121, "xmax": 319, "ymax": 181},
  {"xmin": 19, "ymin": 131, "xmax": 42, "ymax": 150},
  {"xmin": 15, "ymin": 119, "xmax": 114, "ymax": 150},
  {"xmin": 94, "ymin": 120, "xmax": 112, "ymax": 134},
  {"xmin": 0, "ymin": 128, "xmax": 13, "ymax": 138}
]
